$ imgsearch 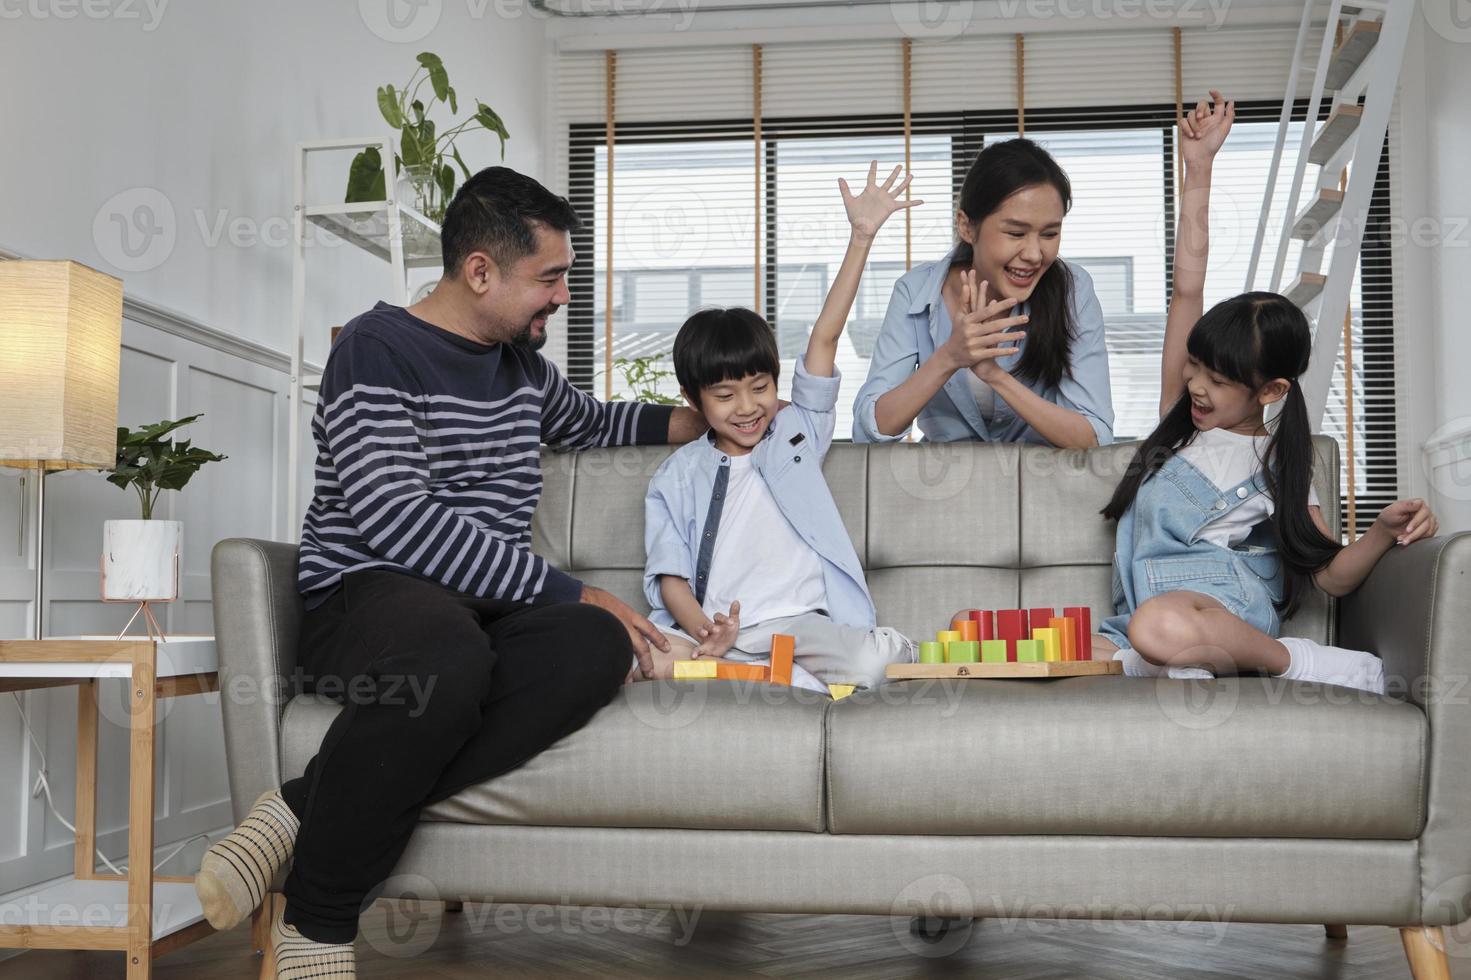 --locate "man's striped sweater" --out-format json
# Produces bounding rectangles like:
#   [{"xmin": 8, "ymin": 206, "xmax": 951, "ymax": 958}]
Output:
[{"xmin": 298, "ymin": 302, "xmax": 673, "ymax": 607}]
